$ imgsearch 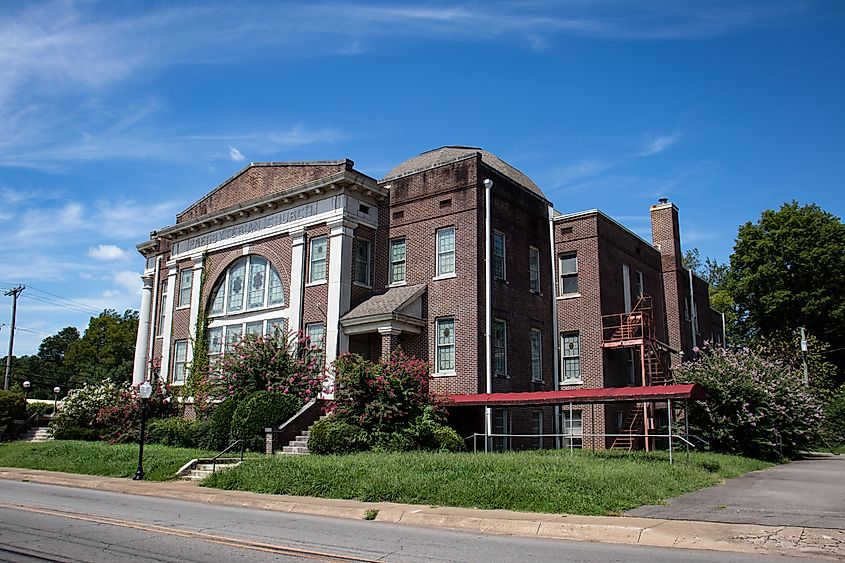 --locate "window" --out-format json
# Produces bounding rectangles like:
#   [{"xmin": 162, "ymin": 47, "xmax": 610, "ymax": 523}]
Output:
[
  {"xmin": 530, "ymin": 329, "xmax": 542, "ymax": 382},
  {"xmin": 354, "ymin": 239, "xmax": 371, "ymax": 286},
  {"xmin": 390, "ymin": 238, "xmax": 406, "ymax": 284},
  {"xmin": 309, "ymin": 236, "xmax": 328, "ymax": 283},
  {"xmin": 306, "ymin": 323, "xmax": 325, "ymax": 366},
  {"xmin": 561, "ymin": 410, "xmax": 583, "ymax": 448},
  {"xmin": 173, "ymin": 340, "xmax": 188, "ymax": 384},
  {"xmin": 529, "ymin": 246, "xmax": 540, "ymax": 293},
  {"xmin": 561, "ymin": 332, "xmax": 581, "ymax": 383},
  {"xmin": 266, "ymin": 318, "xmax": 286, "ymax": 338},
  {"xmin": 492, "ymin": 408, "xmax": 510, "ymax": 451},
  {"xmin": 245, "ymin": 321, "xmax": 263, "ymax": 335},
  {"xmin": 157, "ymin": 280, "xmax": 168, "ymax": 335},
  {"xmin": 492, "ymin": 231, "xmax": 506, "ymax": 280},
  {"xmin": 436, "ymin": 227, "xmax": 455, "ymax": 276},
  {"xmin": 636, "ymin": 271, "xmax": 644, "ymax": 299},
  {"xmin": 208, "ymin": 326, "xmax": 223, "ymax": 357},
  {"xmin": 208, "ymin": 256, "xmax": 285, "ymax": 317},
  {"xmin": 225, "ymin": 325, "xmax": 242, "ymax": 353},
  {"xmin": 435, "ymin": 318, "xmax": 455, "ymax": 373},
  {"xmin": 493, "ymin": 319, "xmax": 507, "ymax": 377},
  {"xmin": 178, "ymin": 269, "xmax": 193, "ymax": 308},
  {"xmin": 559, "ymin": 253, "xmax": 578, "ymax": 295},
  {"xmin": 532, "ymin": 411, "xmax": 544, "ymax": 449}
]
